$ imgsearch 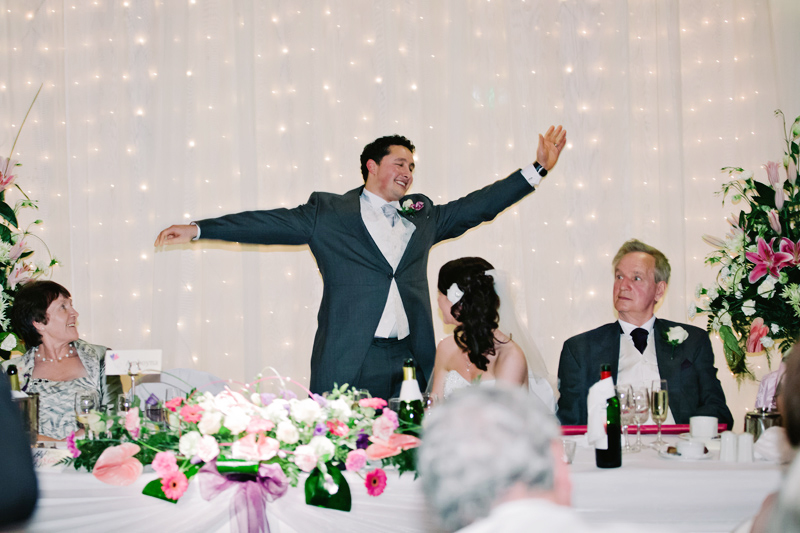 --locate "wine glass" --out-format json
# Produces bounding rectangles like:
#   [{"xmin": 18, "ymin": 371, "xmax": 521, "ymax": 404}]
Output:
[
  {"xmin": 616, "ymin": 385, "xmax": 637, "ymax": 453},
  {"xmin": 650, "ymin": 379, "xmax": 669, "ymax": 449},
  {"xmin": 75, "ymin": 391, "xmax": 98, "ymax": 439},
  {"xmin": 632, "ymin": 387, "xmax": 650, "ymax": 451}
]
